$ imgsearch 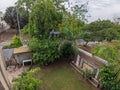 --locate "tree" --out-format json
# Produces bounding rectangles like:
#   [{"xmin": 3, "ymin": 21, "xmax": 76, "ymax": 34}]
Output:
[
  {"xmin": 15, "ymin": 0, "xmax": 36, "ymax": 15},
  {"xmin": 113, "ymin": 16, "xmax": 120, "ymax": 25},
  {"xmin": 29, "ymin": 0, "xmax": 63, "ymax": 38},
  {"xmin": 59, "ymin": 15, "xmax": 85, "ymax": 39},
  {"xmin": 4, "ymin": 7, "xmax": 28, "ymax": 31},
  {"xmin": 13, "ymin": 67, "xmax": 41, "ymax": 90},
  {"xmin": 82, "ymin": 20, "xmax": 120, "ymax": 42},
  {"xmin": 72, "ymin": 3, "xmax": 88, "ymax": 21},
  {"xmin": 98, "ymin": 28, "xmax": 120, "ymax": 41}
]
